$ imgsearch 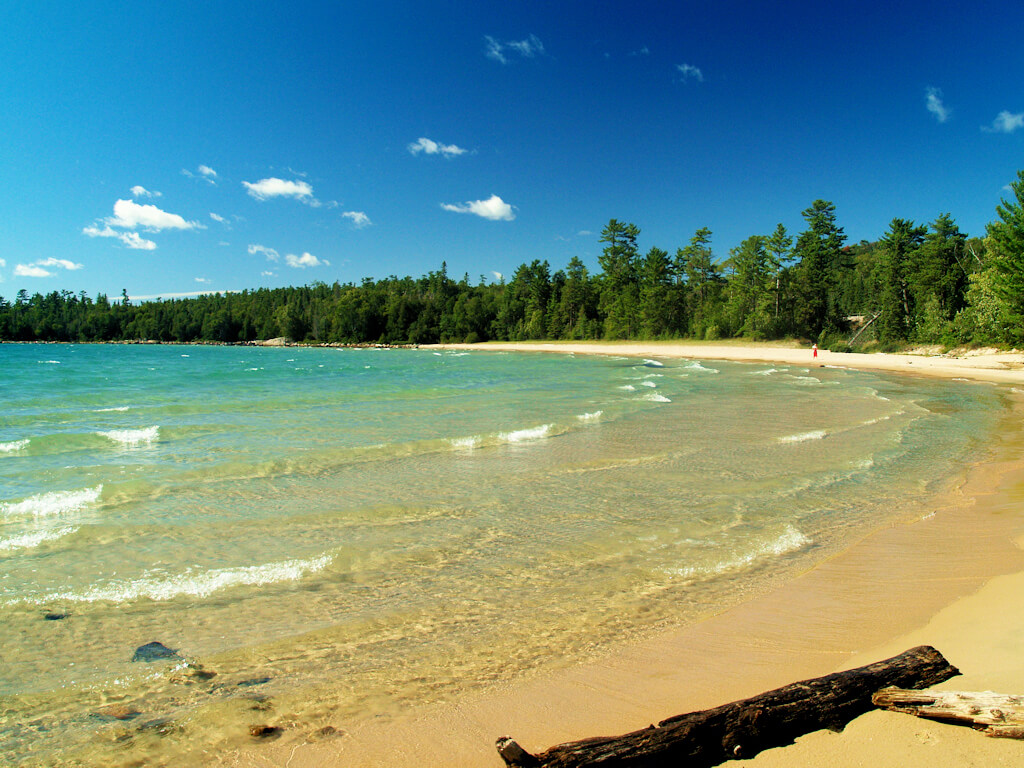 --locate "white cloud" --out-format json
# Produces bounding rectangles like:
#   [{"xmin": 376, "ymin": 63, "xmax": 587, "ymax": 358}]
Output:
[
  {"xmin": 441, "ymin": 194, "xmax": 516, "ymax": 221},
  {"xmin": 492, "ymin": 270, "xmax": 504, "ymax": 281},
  {"xmin": 630, "ymin": 46, "xmax": 651, "ymax": 57},
  {"xmin": 82, "ymin": 224, "xmax": 158, "ymax": 250},
  {"xmin": 105, "ymin": 199, "xmax": 201, "ymax": 231},
  {"xmin": 486, "ymin": 34, "xmax": 544, "ymax": 64},
  {"xmin": 407, "ymin": 137, "xmax": 468, "ymax": 158},
  {"xmin": 985, "ymin": 110, "xmax": 1024, "ymax": 134},
  {"xmin": 925, "ymin": 87, "xmax": 950, "ymax": 123},
  {"xmin": 285, "ymin": 252, "xmax": 328, "ymax": 268},
  {"xmin": 194, "ymin": 277, "xmax": 211, "ymax": 283},
  {"xmin": 342, "ymin": 211, "xmax": 372, "ymax": 228},
  {"xmin": 248, "ymin": 244, "xmax": 280, "ymax": 262},
  {"xmin": 210, "ymin": 212, "xmax": 226, "ymax": 223},
  {"xmin": 242, "ymin": 177, "xmax": 315, "ymax": 202},
  {"xmin": 37, "ymin": 257, "xmax": 83, "ymax": 270},
  {"xmin": 15, "ymin": 264, "xmax": 51, "ymax": 278},
  {"xmin": 130, "ymin": 185, "xmax": 161, "ymax": 198},
  {"xmin": 183, "ymin": 165, "xmax": 217, "ymax": 184},
  {"xmin": 261, "ymin": 270, "xmax": 276, "ymax": 277},
  {"xmin": 578, "ymin": 230, "xmax": 593, "ymax": 236},
  {"xmin": 676, "ymin": 63, "xmax": 704, "ymax": 82}
]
